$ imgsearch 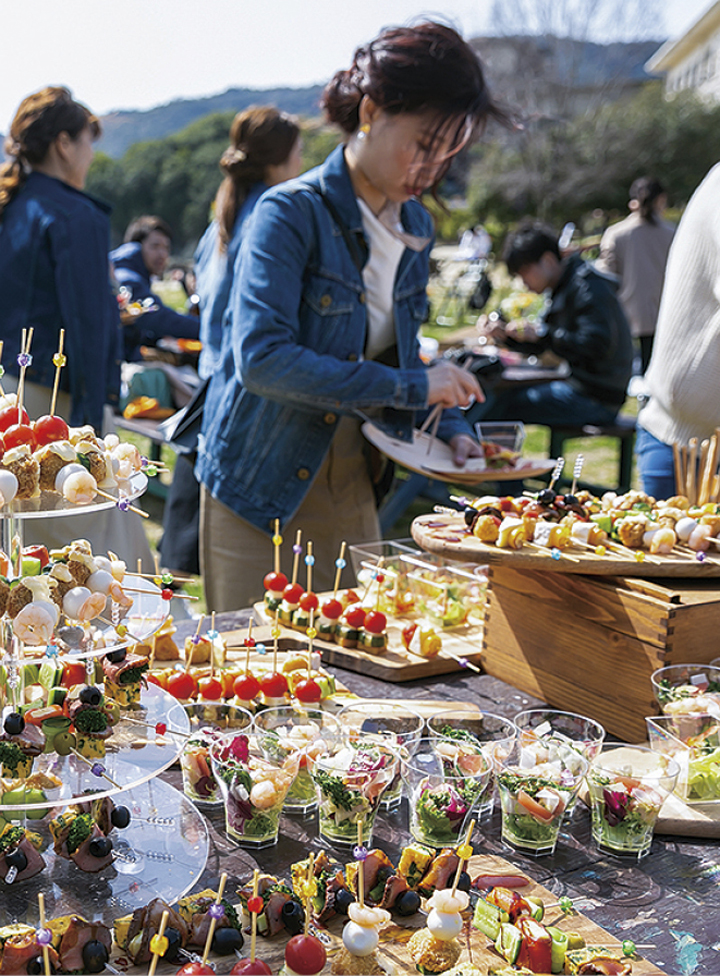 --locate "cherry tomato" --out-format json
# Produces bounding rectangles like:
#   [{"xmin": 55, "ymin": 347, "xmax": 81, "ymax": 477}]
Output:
[
  {"xmin": 294, "ymin": 678, "xmax": 322, "ymax": 704},
  {"xmin": 344, "ymin": 604, "xmax": 366, "ymax": 629},
  {"xmin": 284, "ymin": 933, "xmax": 327, "ymax": 975},
  {"xmin": 229, "ymin": 960, "xmax": 272, "ymax": 975},
  {"xmin": 221, "ymin": 669, "xmax": 242, "ymax": 697},
  {"xmin": 282, "ymin": 582, "xmax": 304, "ymax": 604},
  {"xmin": 0, "ymin": 405, "xmax": 30, "ymax": 432},
  {"xmin": 363, "ymin": 610, "xmax": 387, "ymax": 634},
  {"xmin": 166, "ymin": 671, "xmax": 198, "ymax": 701},
  {"xmin": 197, "ymin": 675, "xmax": 223, "ymax": 700},
  {"xmin": 263, "ymin": 570, "xmax": 288, "ymax": 592},
  {"xmin": 260, "ymin": 671, "xmax": 288, "ymax": 699},
  {"xmin": 321, "ymin": 598, "xmax": 343, "ymax": 620},
  {"xmin": 62, "ymin": 663, "xmax": 87, "ymax": 688},
  {"xmin": 147, "ymin": 673, "xmax": 165, "ymax": 690},
  {"xmin": 23, "ymin": 545, "xmax": 49, "ymax": 569},
  {"xmin": 233, "ymin": 672, "xmax": 260, "ymax": 701},
  {"xmin": 175, "ymin": 964, "xmax": 215, "ymax": 975},
  {"xmin": 3, "ymin": 423, "xmax": 36, "ymax": 450},
  {"xmin": 299, "ymin": 591, "xmax": 319, "ymax": 612},
  {"xmin": 33, "ymin": 414, "xmax": 70, "ymax": 446}
]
